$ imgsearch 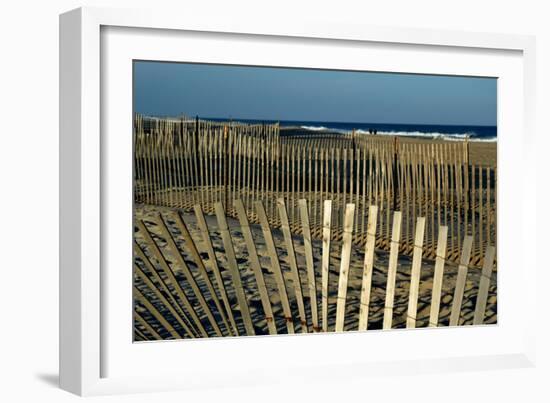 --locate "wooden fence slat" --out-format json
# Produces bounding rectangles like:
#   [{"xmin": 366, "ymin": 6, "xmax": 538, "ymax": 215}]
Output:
[
  {"xmin": 299, "ymin": 199, "xmax": 319, "ymax": 331},
  {"xmin": 358, "ymin": 205, "xmax": 379, "ymax": 331},
  {"xmin": 277, "ymin": 198, "xmax": 308, "ymax": 333},
  {"xmin": 428, "ymin": 226, "xmax": 448, "ymax": 327},
  {"xmin": 361, "ymin": 145, "xmax": 367, "ymax": 242},
  {"xmin": 336, "ymin": 148, "xmax": 341, "ymax": 227},
  {"xmin": 321, "ymin": 200, "xmax": 332, "ymax": 332},
  {"xmin": 449, "ymin": 235, "xmax": 474, "ymax": 326},
  {"xmin": 473, "ymin": 245, "xmax": 496, "ymax": 325},
  {"xmin": 335, "ymin": 203, "xmax": 356, "ymax": 332},
  {"xmin": 235, "ymin": 199, "xmax": 278, "ymax": 335},
  {"xmin": 486, "ymin": 167, "xmax": 491, "ymax": 247},
  {"xmin": 382, "ymin": 211, "xmax": 403, "ymax": 330},
  {"xmin": 255, "ymin": 200, "xmax": 295, "ymax": 334},
  {"xmin": 309, "ymin": 147, "xmax": 315, "ymax": 230},
  {"xmin": 355, "ymin": 148, "xmax": 361, "ymax": 242},
  {"xmin": 214, "ymin": 202, "xmax": 256, "ymax": 336},
  {"xmin": 325, "ymin": 148, "xmax": 330, "ymax": 232},
  {"xmin": 406, "ymin": 217, "xmax": 426, "ymax": 328},
  {"xmin": 198, "ymin": 124, "xmax": 206, "ymax": 207},
  {"xmin": 479, "ymin": 165, "xmax": 483, "ymax": 255},
  {"xmin": 318, "ymin": 148, "xmax": 324, "ymax": 233}
]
